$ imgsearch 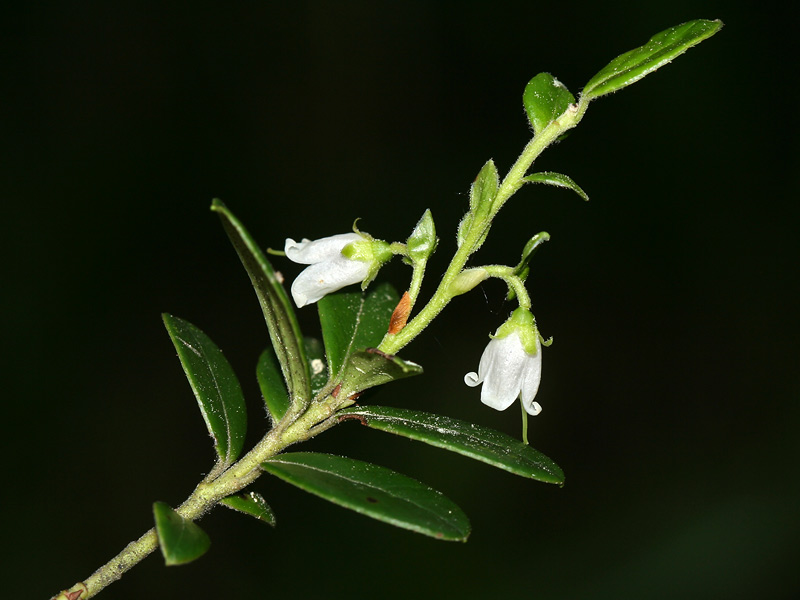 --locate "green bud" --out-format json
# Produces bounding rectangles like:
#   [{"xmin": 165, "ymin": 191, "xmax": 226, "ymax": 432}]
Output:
[{"xmin": 449, "ymin": 268, "xmax": 489, "ymax": 297}]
